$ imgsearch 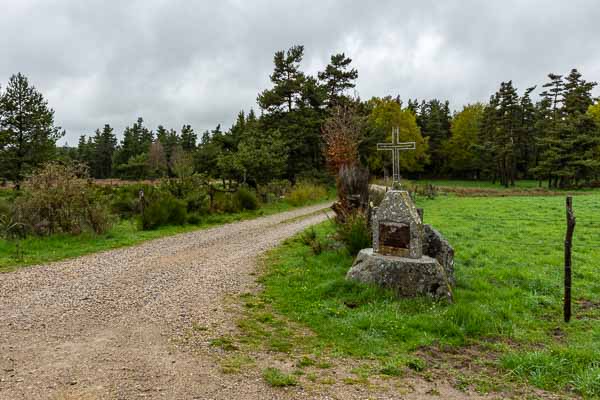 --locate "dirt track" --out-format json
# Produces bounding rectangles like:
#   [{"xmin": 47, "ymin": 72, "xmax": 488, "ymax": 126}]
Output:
[{"xmin": 0, "ymin": 203, "xmax": 549, "ymax": 400}]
